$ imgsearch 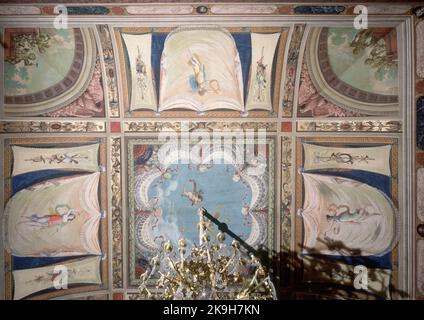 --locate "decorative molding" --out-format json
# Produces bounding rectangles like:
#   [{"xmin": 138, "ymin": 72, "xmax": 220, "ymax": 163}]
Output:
[
  {"xmin": 66, "ymin": 6, "xmax": 110, "ymax": 15},
  {"xmin": 294, "ymin": 6, "xmax": 345, "ymax": 15},
  {"xmin": 124, "ymin": 121, "xmax": 180, "ymax": 132},
  {"xmin": 297, "ymin": 120, "xmax": 402, "ymax": 133},
  {"xmin": 0, "ymin": 5, "xmax": 418, "ymax": 17},
  {"xmin": 210, "ymin": 5, "xmax": 277, "ymax": 15},
  {"xmin": 54, "ymin": 293, "xmax": 109, "ymax": 300},
  {"xmin": 418, "ymin": 97, "xmax": 424, "ymax": 150},
  {"xmin": 110, "ymin": 137, "xmax": 123, "ymax": 288},
  {"xmin": 97, "ymin": 25, "xmax": 120, "ymax": 117},
  {"xmin": 282, "ymin": 25, "xmax": 305, "ymax": 117},
  {"xmin": 0, "ymin": 121, "xmax": 105, "ymax": 133},
  {"xmin": 125, "ymin": 292, "xmax": 143, "ymax": 300},
  {"xmin": 366, "ymin": 5, "xmax": 412, "ymax": 14},
  {"xmin": 418, "ymin": 168, "xmax": 424, "ymax": 222},
  {"xmin": 126, "ymin": 5, "xmax": 193, "ymax": 15},
  {"xmin": 0, "ymin": 6, "xmax": 40, "ymax": 15},
  {"xmin": 281, "ymin": 136, "xmax": 292, "ymax": 253},
  {"xmin": 417, "ymin": 21, "xmax": 424, "ymax": 79},
  {"xmin": 124, "ymin": 121, "xmax": 277, "ymax": 133},
  {"xmin": 418, "ymin": 240, "xmax": 424, "ymax": 295}
]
